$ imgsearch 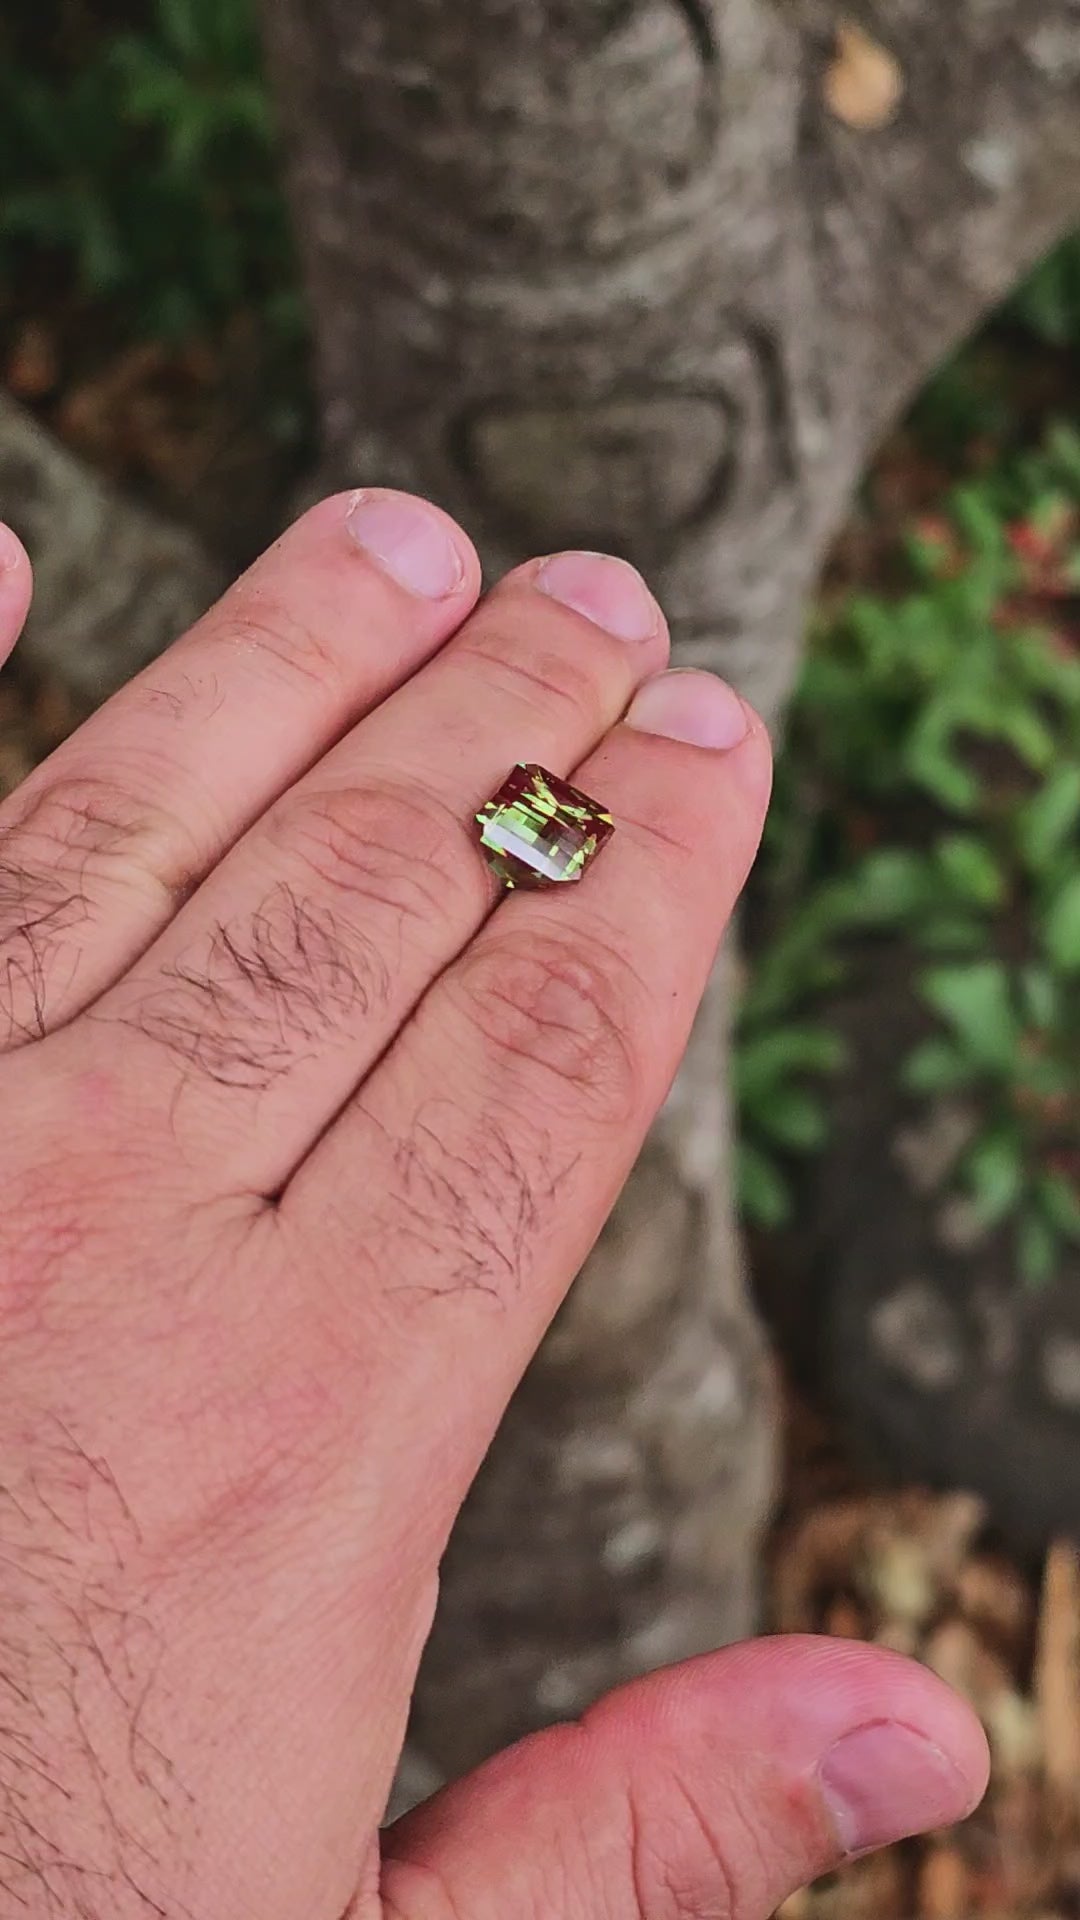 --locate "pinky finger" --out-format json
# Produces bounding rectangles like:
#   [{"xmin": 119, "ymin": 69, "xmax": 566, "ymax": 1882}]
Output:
[{"xmin": 0, "ymin": 524, "xmax": 32, "ymax": 671}]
